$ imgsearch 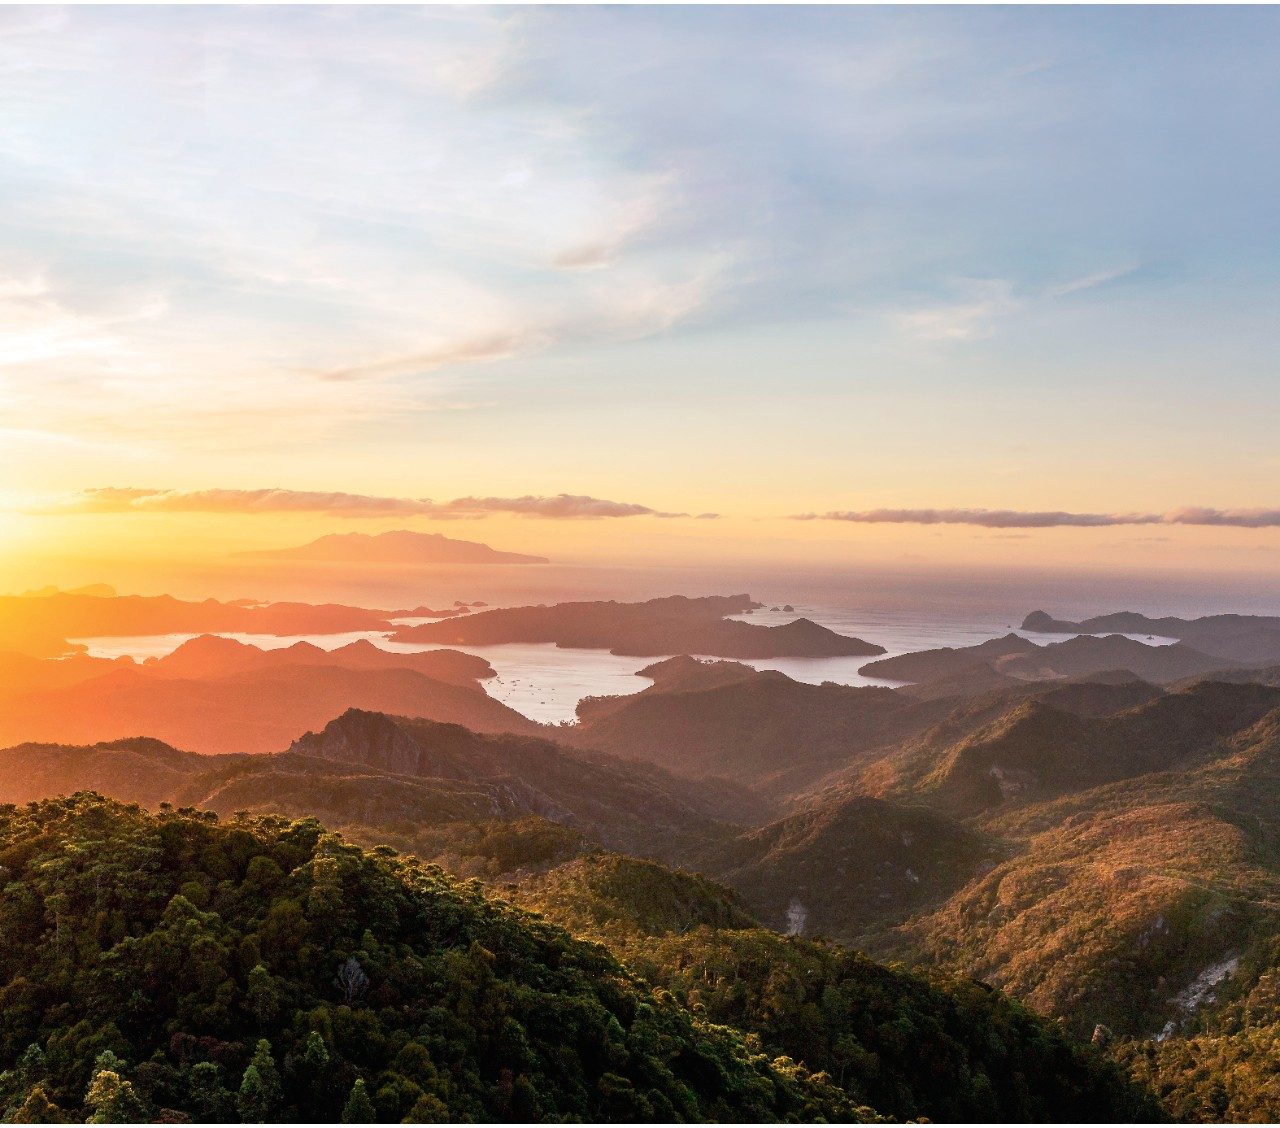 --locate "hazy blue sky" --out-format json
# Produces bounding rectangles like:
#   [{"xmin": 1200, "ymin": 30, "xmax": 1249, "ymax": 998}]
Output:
[{"xmin": 3, "ymin": 5, "xmax": 1279, "ymax": 571}]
